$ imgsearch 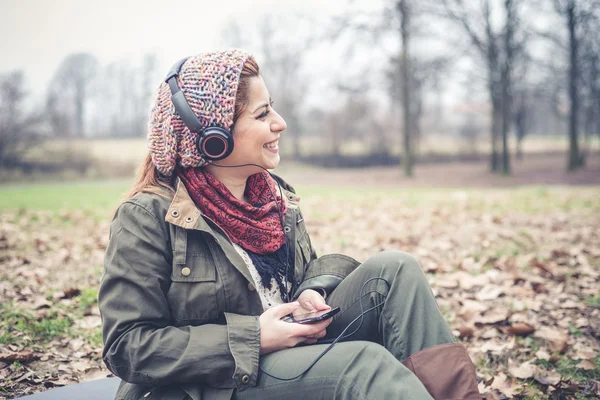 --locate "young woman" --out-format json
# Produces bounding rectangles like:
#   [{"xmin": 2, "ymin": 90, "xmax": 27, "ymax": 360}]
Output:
[{"xmin": 98, "ymin": 49, "xmax": 480, "ymax": 400}]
